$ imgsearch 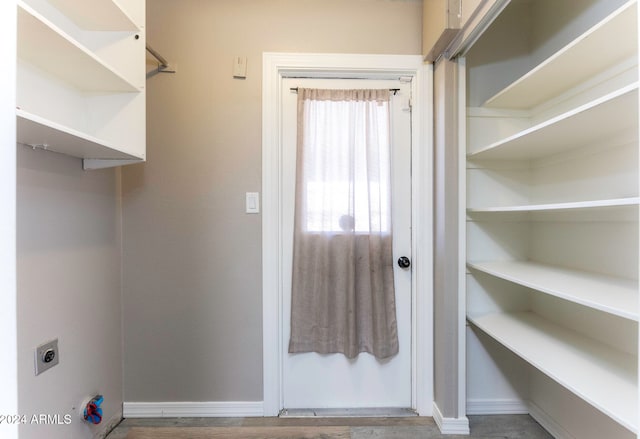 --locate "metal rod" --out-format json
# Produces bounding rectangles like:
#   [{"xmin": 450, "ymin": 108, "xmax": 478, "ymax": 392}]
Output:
[
  {"xmin": 146, "ymin": 44, "xmax": 169, "ymax": 68},
  {"xmin": 290, "ymin": 87, "xmax": 401, "ymax": 95}
]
